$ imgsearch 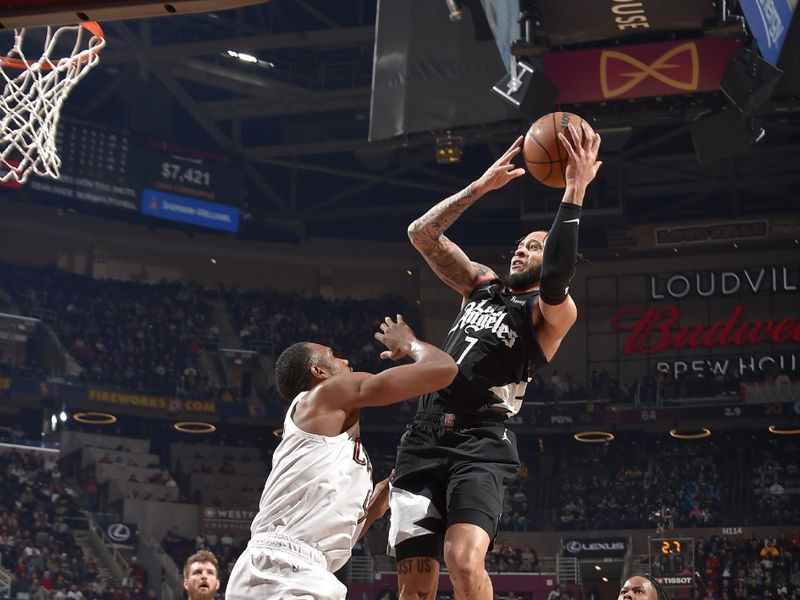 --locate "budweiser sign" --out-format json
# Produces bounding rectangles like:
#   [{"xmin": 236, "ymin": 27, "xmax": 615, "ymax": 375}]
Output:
[{"xmin": 612, "ymin": 305, "xmax": 800, "ymax": 355}]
